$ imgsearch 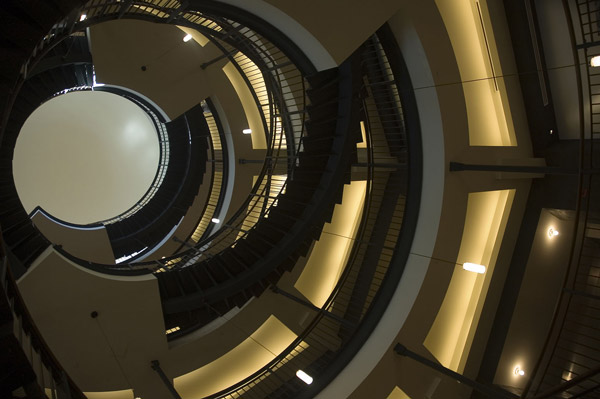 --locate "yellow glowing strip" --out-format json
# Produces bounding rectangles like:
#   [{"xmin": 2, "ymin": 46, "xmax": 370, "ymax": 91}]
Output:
[
  {"xmin": 357, "ymin": 121, "xmax": 367, "ymax": 149},
  {"xmin": 434, "ymin": 0, "xmax": 516, "ymax": 146},
  {"xmin": 174, "ymin": 315, "xmax": 297, "ymax": 398},
  {"xmin": 387, "ymin": 386, "xmax": 411, "ymax": 399},
  {"xmin": 223, "ymin": 61, "xmax": 267, "ymax": 149},
  {"xmin": 190, "ymin": 113, "xmax": 222, "ymax": 242},
  {"xmin": 424, "ymin": 189, "xmax": 515, "ymax": 372},
  {"xmin": 295, "ymin": 181, "xmax": 367, "ymax": 307},
  {"xmin": 130, "ymin": 4, "xmax": 169, "ymax": 18},
  {"xmin": 76, "ymin": 389, "xmax": 134, "ymax": 399},
  {"xmin": 233, "ymin": 52, "xmax": 287, "ymax": 150}
]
